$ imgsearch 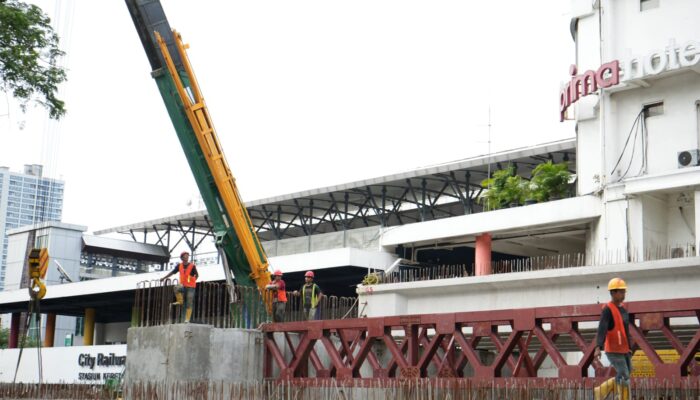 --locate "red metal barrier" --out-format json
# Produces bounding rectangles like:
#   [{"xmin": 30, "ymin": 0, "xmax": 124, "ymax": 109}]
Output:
[{"xmin": 262, "ymin": 297, "xmax": 700, "ymax": 382}]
